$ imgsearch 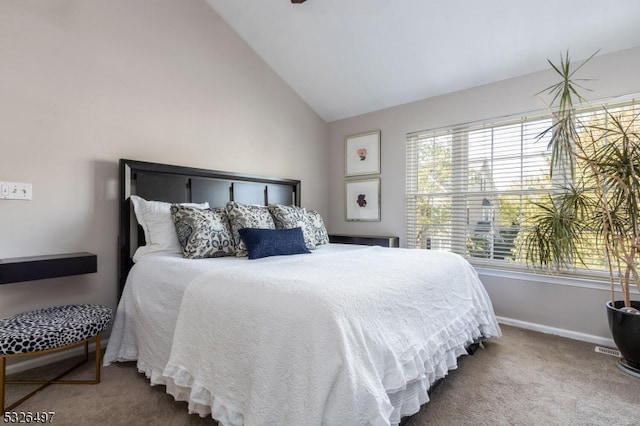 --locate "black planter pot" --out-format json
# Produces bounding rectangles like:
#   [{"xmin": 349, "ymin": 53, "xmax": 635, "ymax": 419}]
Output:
[{"xmin": 606, "ymin": 300, "xmax": 640, "ymax": 377}]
